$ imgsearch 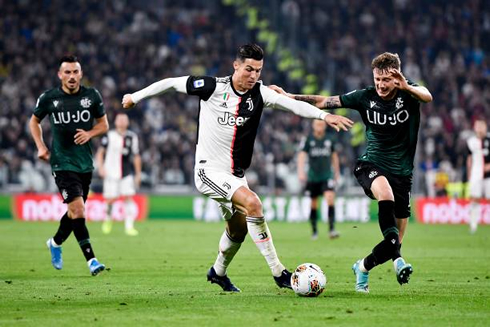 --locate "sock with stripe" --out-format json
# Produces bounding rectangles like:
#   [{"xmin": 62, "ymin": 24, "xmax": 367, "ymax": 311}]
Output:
[
  {"xmin": 72, "ymin": 218, "xmax": 95, "ymax": 261},
  {"xmin": 246, "ymin": 217, "xmax": 285, "ymax": 277},
  {"xmin": 213, "ymin": 230, "xmax": 243, "ymax": 276},
  {"xmin": 363, "ymin": 200, "xmax": 400, "ymax": 271}
]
